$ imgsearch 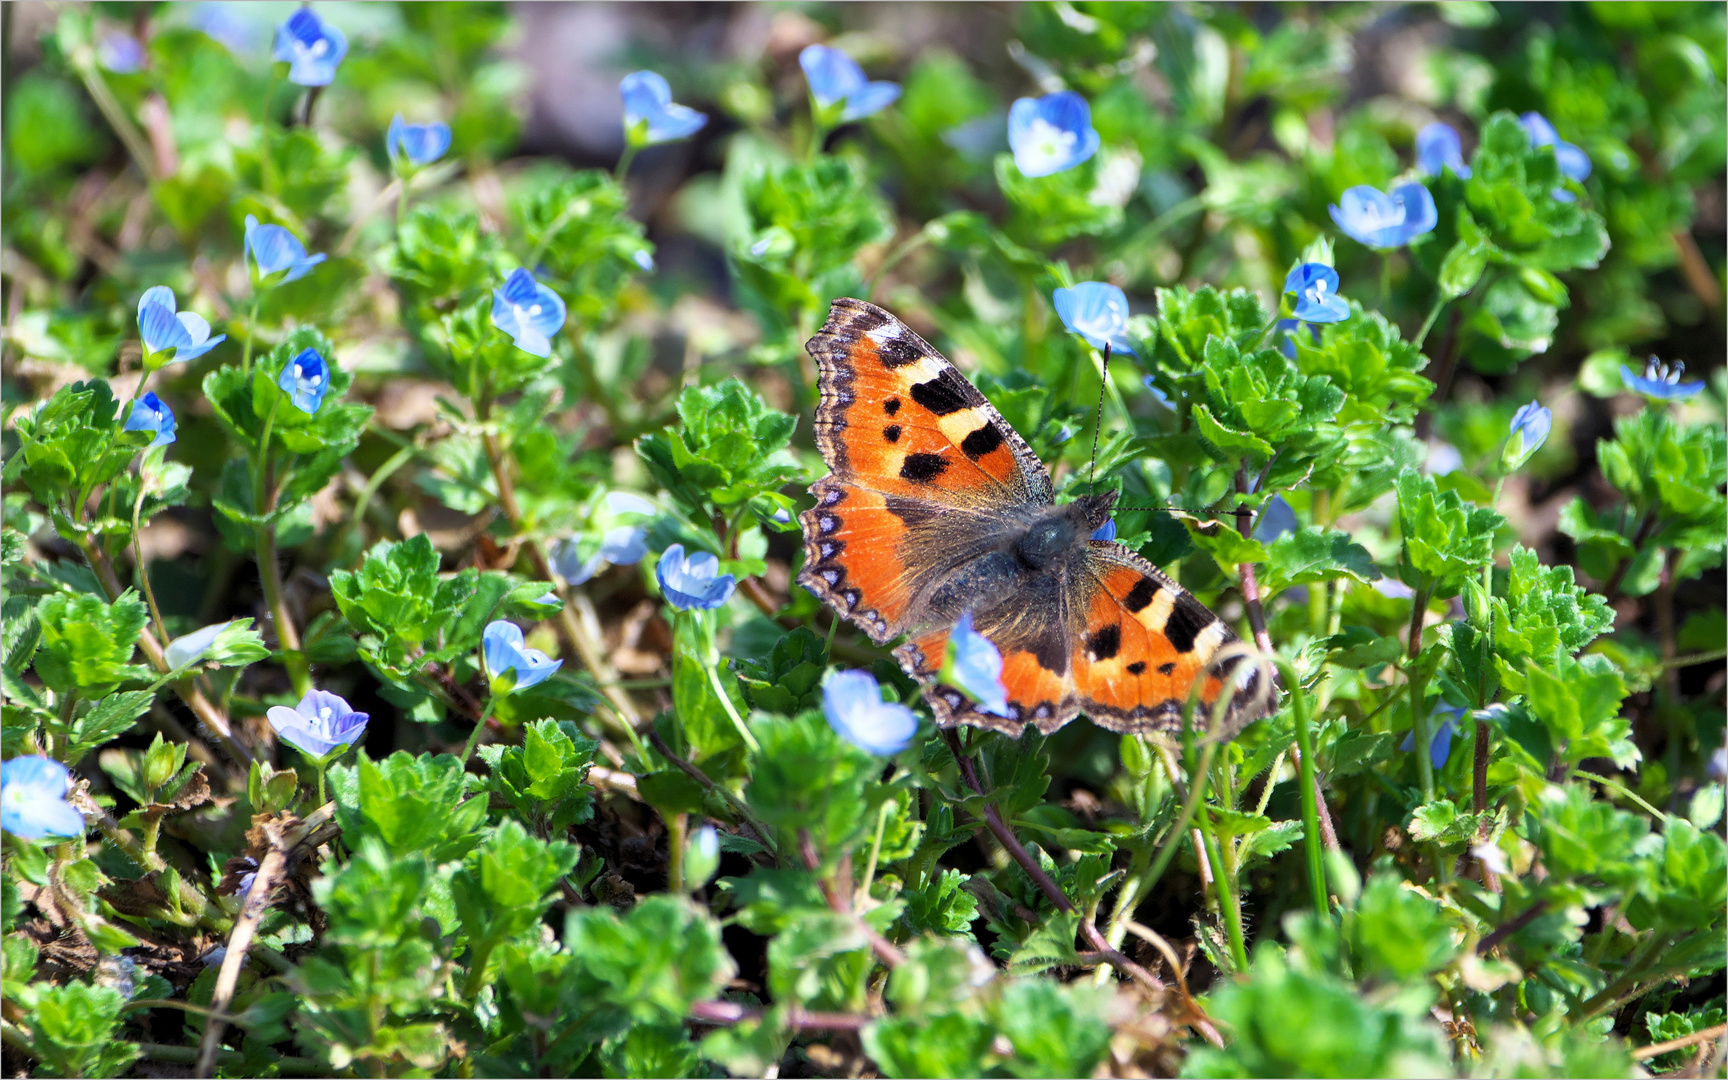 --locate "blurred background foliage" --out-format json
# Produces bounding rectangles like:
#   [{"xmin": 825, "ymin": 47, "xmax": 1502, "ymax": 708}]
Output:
[{"xmin": 1, "ymin": 2, "xmax": 1724, "ymax": 1077}]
